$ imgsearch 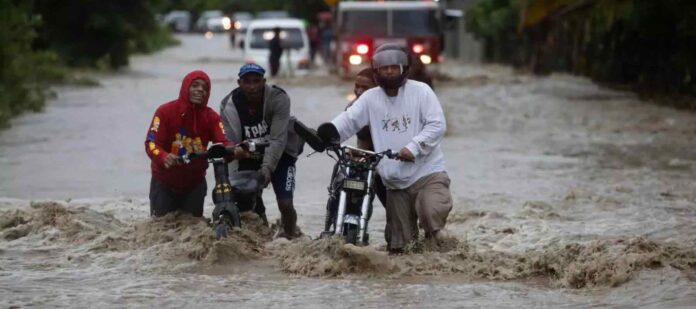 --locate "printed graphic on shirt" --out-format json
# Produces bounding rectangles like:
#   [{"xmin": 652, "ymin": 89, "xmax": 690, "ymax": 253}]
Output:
[
  {"xmin": 146, "ymin": 132, "xmax": 160, "ymax": 156},
  {"xmin": 244, "ymin": 120, "xmax": 269, "ymax": 139},
  {"xmin": 170, "ymin": 128, "xmax": 204, "ymax": 156},
  {"xmin": 147, "ymin": 134, "xmax": 160, "ymax": 156},
  {"xmin": 218, "ymin": 121, "xmax": 225, "ymax": 135},
  {"xmin": 150, "ymin": 116, "xmax": 161, "ymax": 132},
  {"xmin": 381, "ymin": 115, "xmax": 412, "ymax": 133}
]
